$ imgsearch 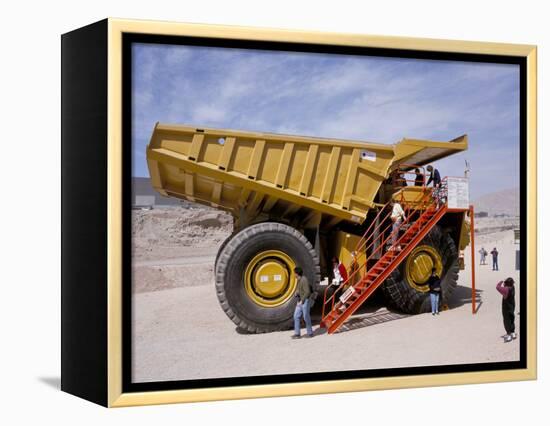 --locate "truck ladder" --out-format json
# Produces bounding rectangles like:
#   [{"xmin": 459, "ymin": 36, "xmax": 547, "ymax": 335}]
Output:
[{"xmin": 321, "ymin": 185, "xmax": 448, "ymax": 334}]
